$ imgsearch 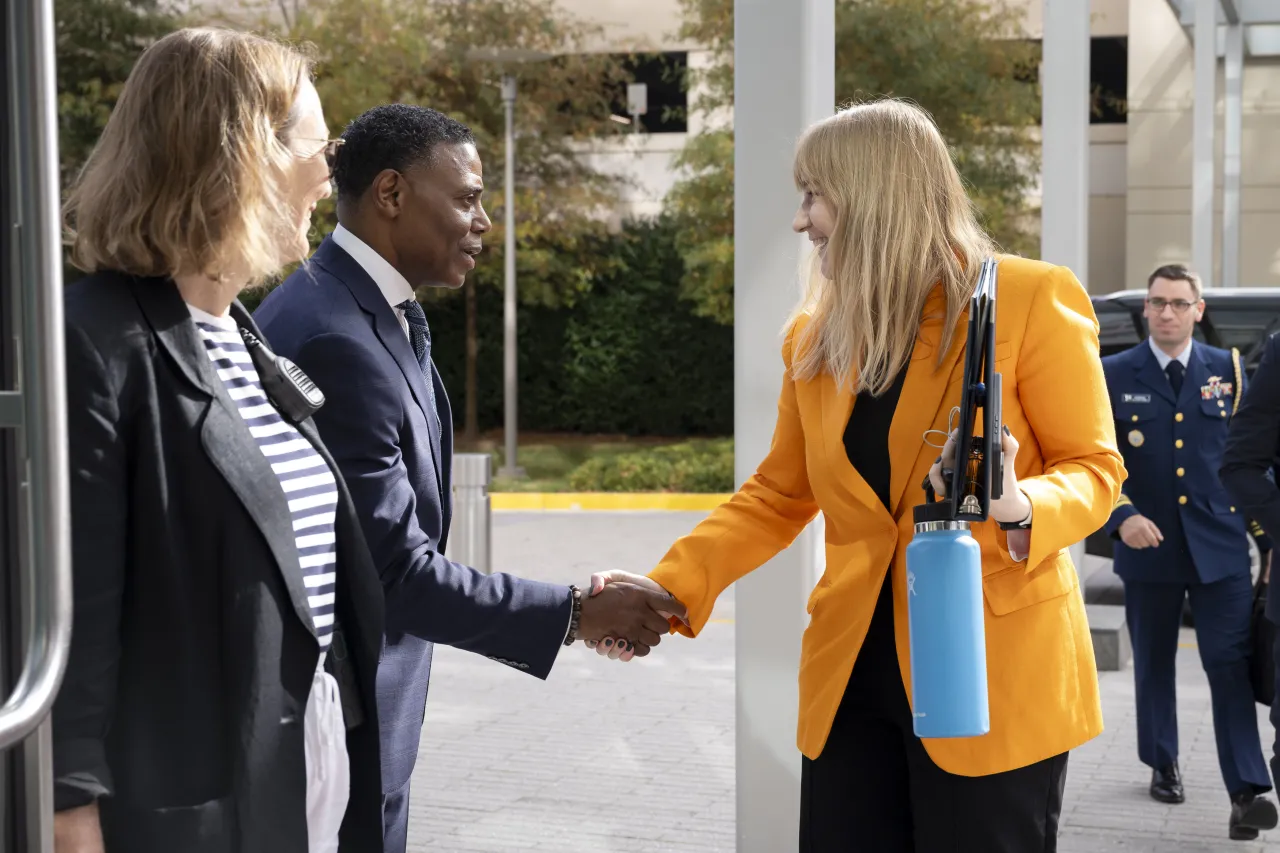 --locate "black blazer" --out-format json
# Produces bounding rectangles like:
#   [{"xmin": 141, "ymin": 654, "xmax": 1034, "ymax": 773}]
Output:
[
  {"xmin": 52, "ymin": 272, "xmax": 386, "ymax": 853},
  {"xmin": 1223, "ymin": 331, "xmax": 1280, "ymax": 621}
]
